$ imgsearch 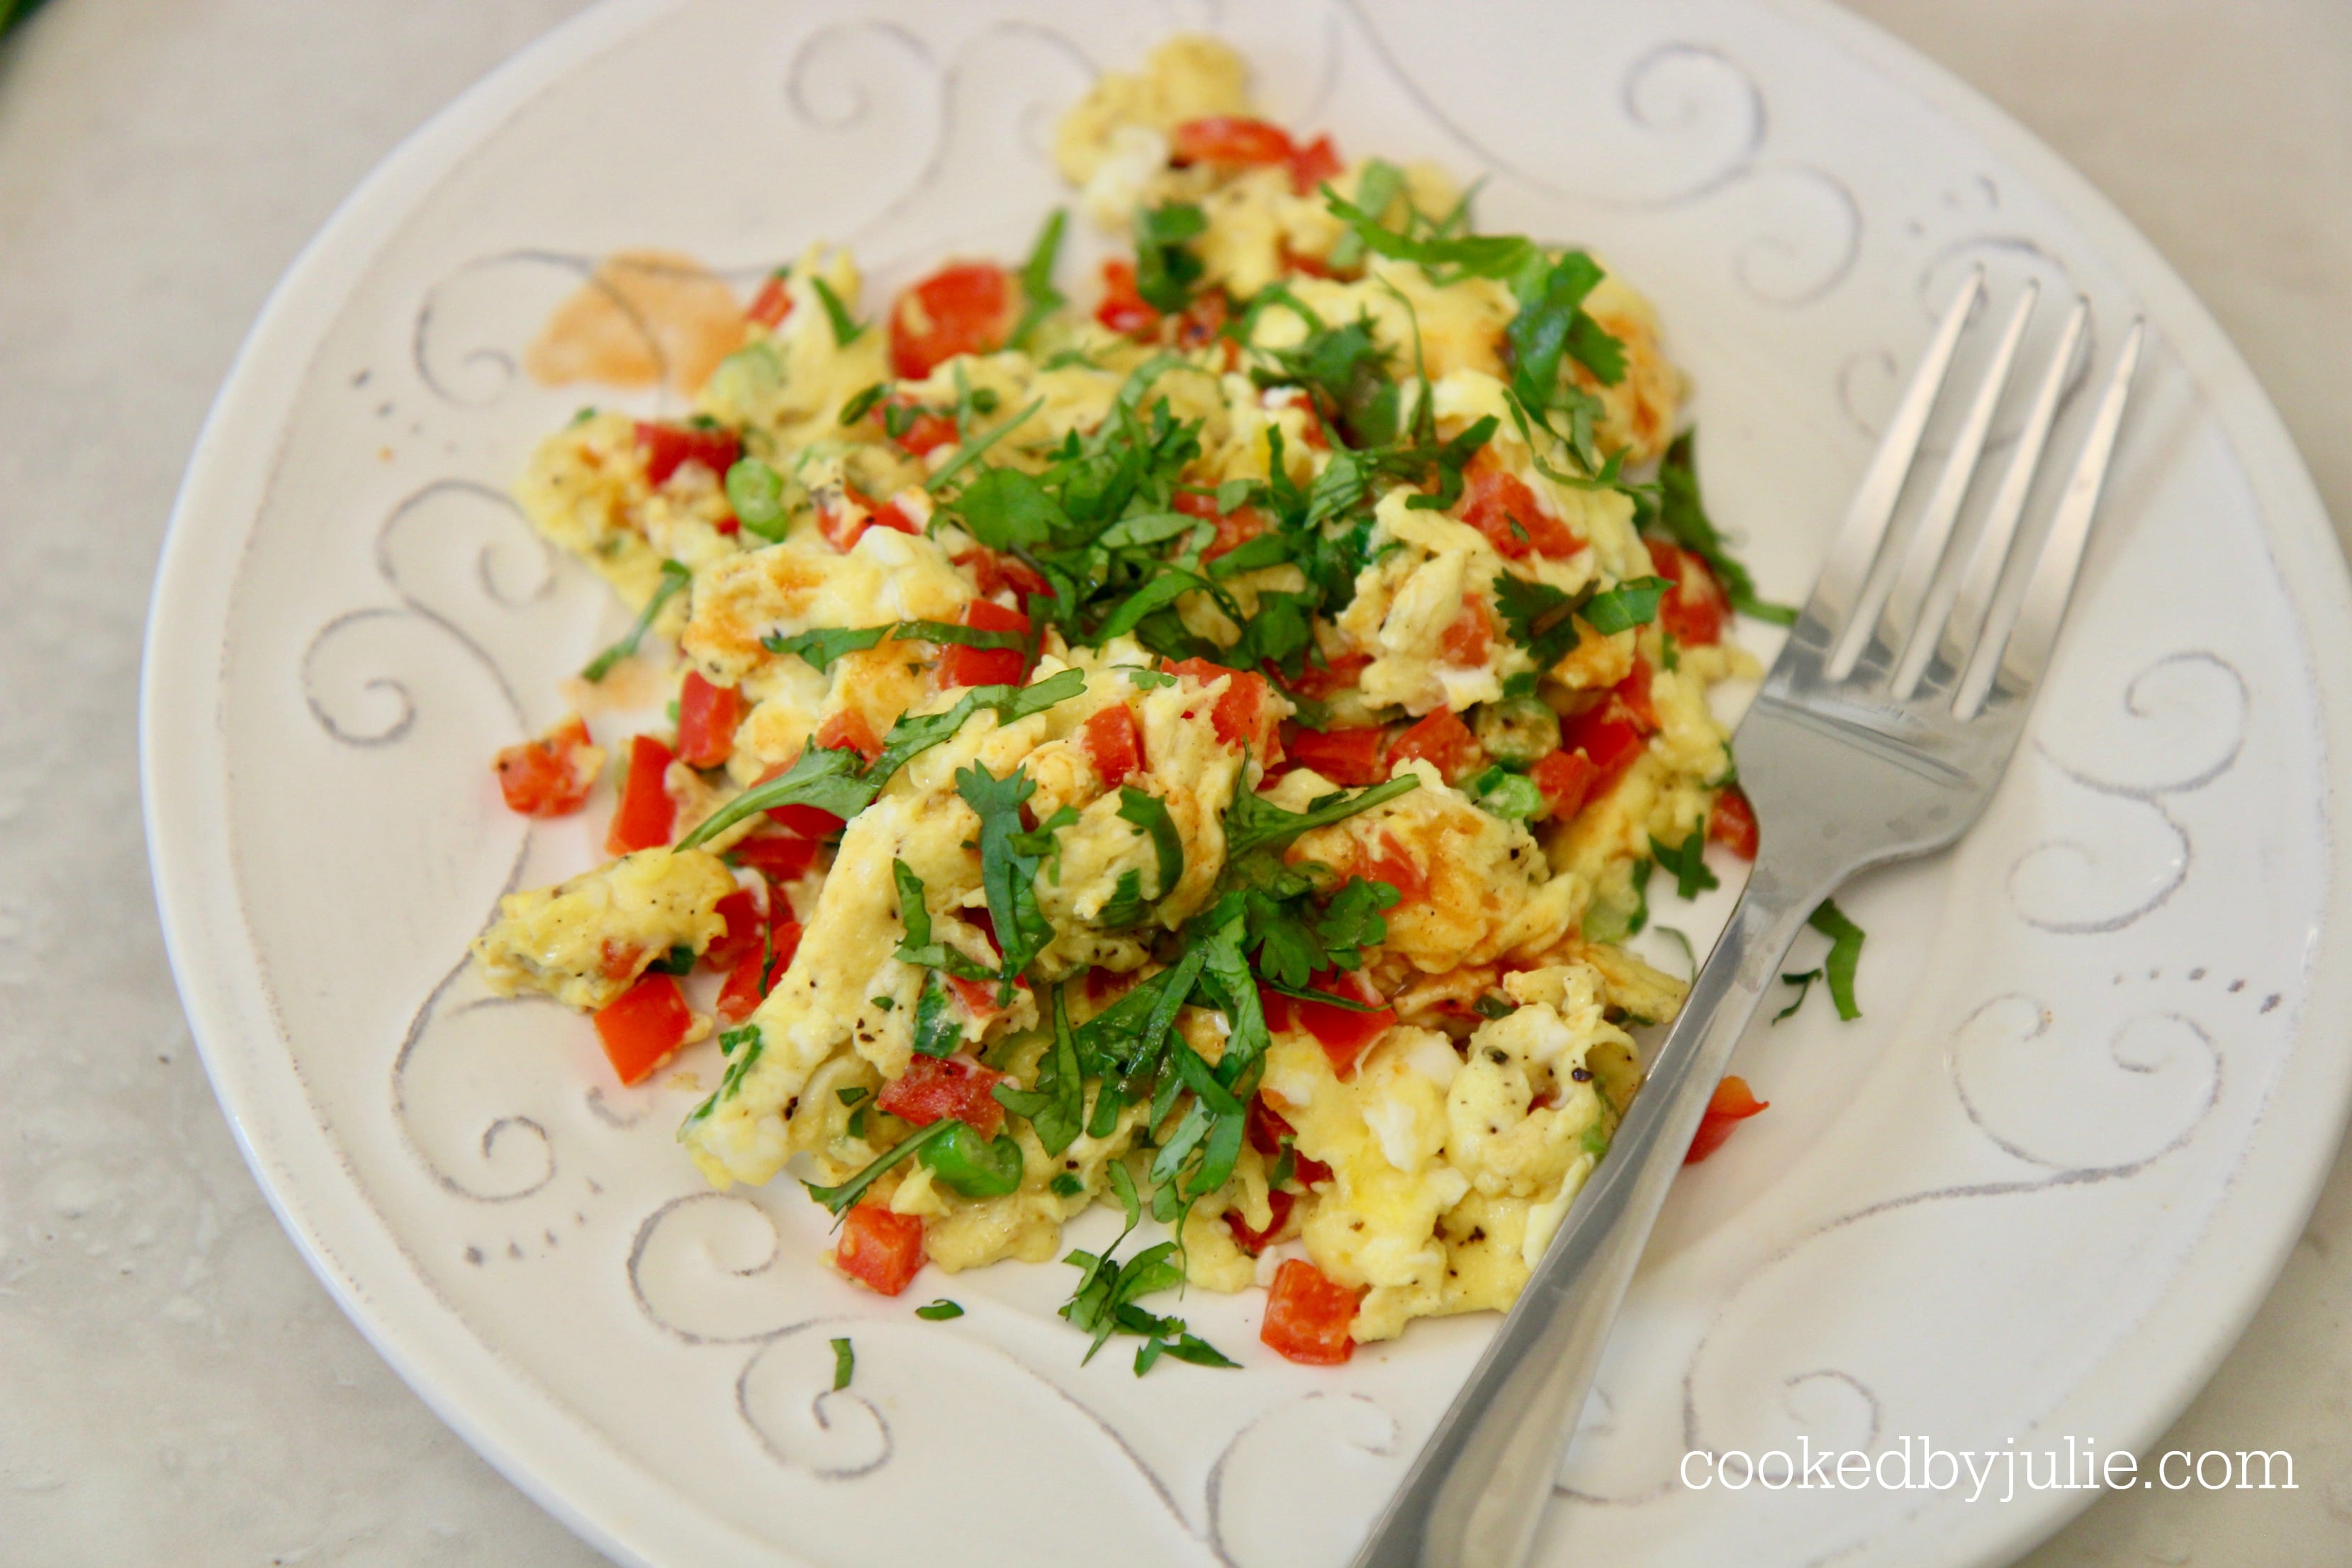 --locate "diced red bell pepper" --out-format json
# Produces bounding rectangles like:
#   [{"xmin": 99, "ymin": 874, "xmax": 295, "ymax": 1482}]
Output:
[
  {"xmin": 594, "ymin": 973, "xmax": 693, "ymax": 1087},
  {"xmin": 817, "ymin": 484, "xmax": 922, "ymax": 553},
  {"xmin": 1260, "ymin": 1258, "xmax": 1362, "ymax": 1365},
  {"xmin": 1082, "ymin": 703, "xmax": 1146, "ymax": 786},
  {"xmin": 1096, "ymin": 259, "xmax": 1161, "ymax": 337},
  {"xmin": 746, "ymin": 271, "xmax": 793, "ymax": 330},
  {"xmin": 676, "ymin": 671, "xmax": 743, "ymax": 769},
  {"xmin": 752, "ymin": 765, "xmax": 851, "ymax": 840},
  {"xmin": 1287, "ymin": 133, "xmax": 1343, "ymax": 196},
  {"xmin": 1387, "ymin": 708, "xmax": 1482, "ymax": 784},
  {"xmin": 1686, "ymin": 1075, "xmax": 1769, "ymax": 1164},
  {"xmin": 946, "ymin": 970, "xmax": 1023, "ymax": 1023},
  {"xmin": 1355, "ymin": 829, "xmax": 1428, "ymax": 905},
  {"xmin": 834, "ymin": 1204, "xmax": 925, "ymax": 1297},
  {"xmin": 1172, "ymin": 115, "xmax": 1296, "ymax": 169},
  {"xmin": 936, "ymin": 599, "xmax": 1031, "ymax": 689},
  {"xmin": 1289, "ymin": 651, "xmax": 1370, "ymax": 701},
  {"xmin": 1458, "ymin": 450, "xmax": 1580, "ymax": 560},
  {"xmin": 875, "ymin": 1054, "xmax": 1008, "ymax": 1139},
  {"xmin": 1175, "ymin": 288, "xmax": 1234, "ymax": 363},
  {"xmin": 1172, "ymin": 488, "xmax": 1267, "ymax": 561},
  {"xmin": 1247, "ymin": 1096, "xmax": 1333, "ymax": 1185},
  {"xmin": 1292, "ymin": 970, "xmax": 1394, "ymax": 1079},
  {"xmin": 1556, "ymin": 703, "xmax": 1644, "ymax": 796},
  {"xmin": 815, "ymin": 709, "xmax": 883, "ymax": 763},
  {"xmin": 716, "ymin": 917, "xmax": 801, "ymax": 1026},
  {"xmin": 1164, "ymin": 657, "xmax": 1280, "ymax": 761},
  {"xmin": 889, "ymin": 262, "xmax": 1013, "ymax": 381},
  {"xmin": 605, "ymin": 734, "xmax": 678, "ymax": 855},
  {"xmin": 954, "ymin": 547, "xmax": 1051, "ymax": 610},
  {"xmin": 730, "ymin": 830, "xmax": 824, "ymax": 882},
  {"xmin": 1438, "ymin": 593, "xmax": 1493, "ymax": 667},
  {"xmin": 493, "ymin": 715, "xmax": 598, "ymax": 818},
  {"xmin": 1531, "ymin": 747, "xmax": 1599, "ymax": 822},
  {"xmin": 1709, "ymin": 783, "xmax": 1759, "ymax": 860},
  {"xmin": 703, "ymin": 888, "xmax": 766, "ymax": 972},
  {"xmin": 1282, "ymin": 724, "xmax": 1387, "ymax": 787},
  {"xmin": 1611, "ymin": 658, "xmax": 1659, "ymax": 735},
  {"xmin": 1226, "ymin": 1188, "xmax": 1296, "ymax": 1255},
  {"xmin": 884, "ymin": 395, "xmax": 960, "ymax": 457},
  {"xmin": 635, "ymin": 421, "xmax": 741, "ymax": 488},
  {"xmin": 1646, "ymin": 538, "xmax": 1727, "ymax": 648}
]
